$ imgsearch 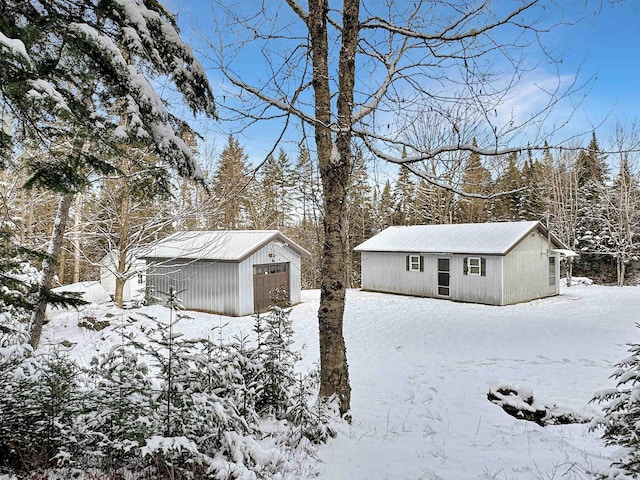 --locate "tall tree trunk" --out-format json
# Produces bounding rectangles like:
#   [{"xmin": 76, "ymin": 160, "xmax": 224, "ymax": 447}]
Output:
[
  {"xmin": 309, "ymin": 0, "xmax": 359, "ymax": 418},
  {"xmin": 30, "ymin": 192, "xmax": 75, "ymax": 347},
  {"xmin": 72, "ymin": 194, "xmax": 82, "ymax": 283},
  {"xmin": 113, "ymin": 188, "xmax": 131, "ymax": 308}
]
